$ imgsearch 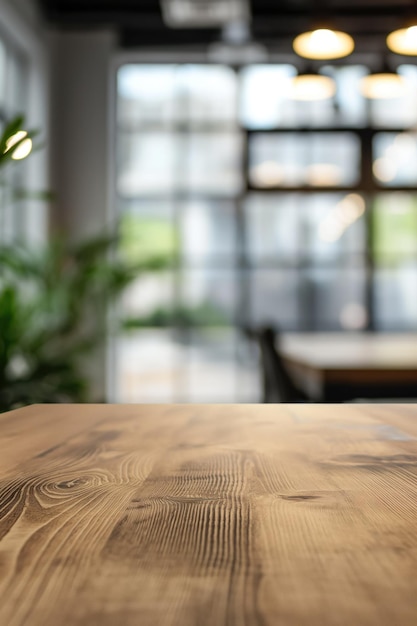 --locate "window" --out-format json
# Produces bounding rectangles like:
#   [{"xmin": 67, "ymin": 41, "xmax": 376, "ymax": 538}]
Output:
[
  {"xmin": 115, "ymin": 62, "xmax": 417, "ymax": 402},
  {"xmin": 373, "ymin": 133, "xmax": 417, "ymax": 187},
  {"xmin": 373, "ymin": 193, "xmax": 417, "ymax": 330},
  {"xmin": 249, "ymin": 132, "xmax": 361, "ymax": 188}
]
